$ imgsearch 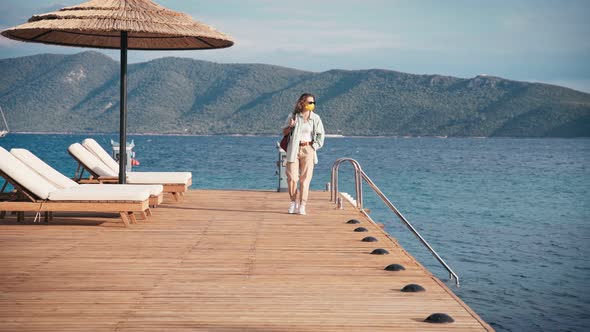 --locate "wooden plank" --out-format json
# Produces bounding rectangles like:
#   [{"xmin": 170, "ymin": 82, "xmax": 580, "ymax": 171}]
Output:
[
  {"xmin": 0, "ymin": 200, "xmax": 149, "ymax": 212},
  {"xmin": 0, "ymin": 190, "xmax": 493, "ymax": 331}
]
